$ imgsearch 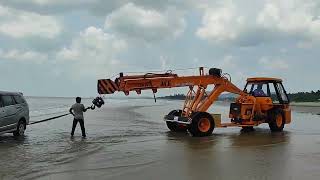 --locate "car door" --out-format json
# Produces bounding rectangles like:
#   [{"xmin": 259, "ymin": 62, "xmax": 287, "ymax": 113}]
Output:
[{"xmin": 0, "ymin": 95, "xmax": 18, "ymax": 130}]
